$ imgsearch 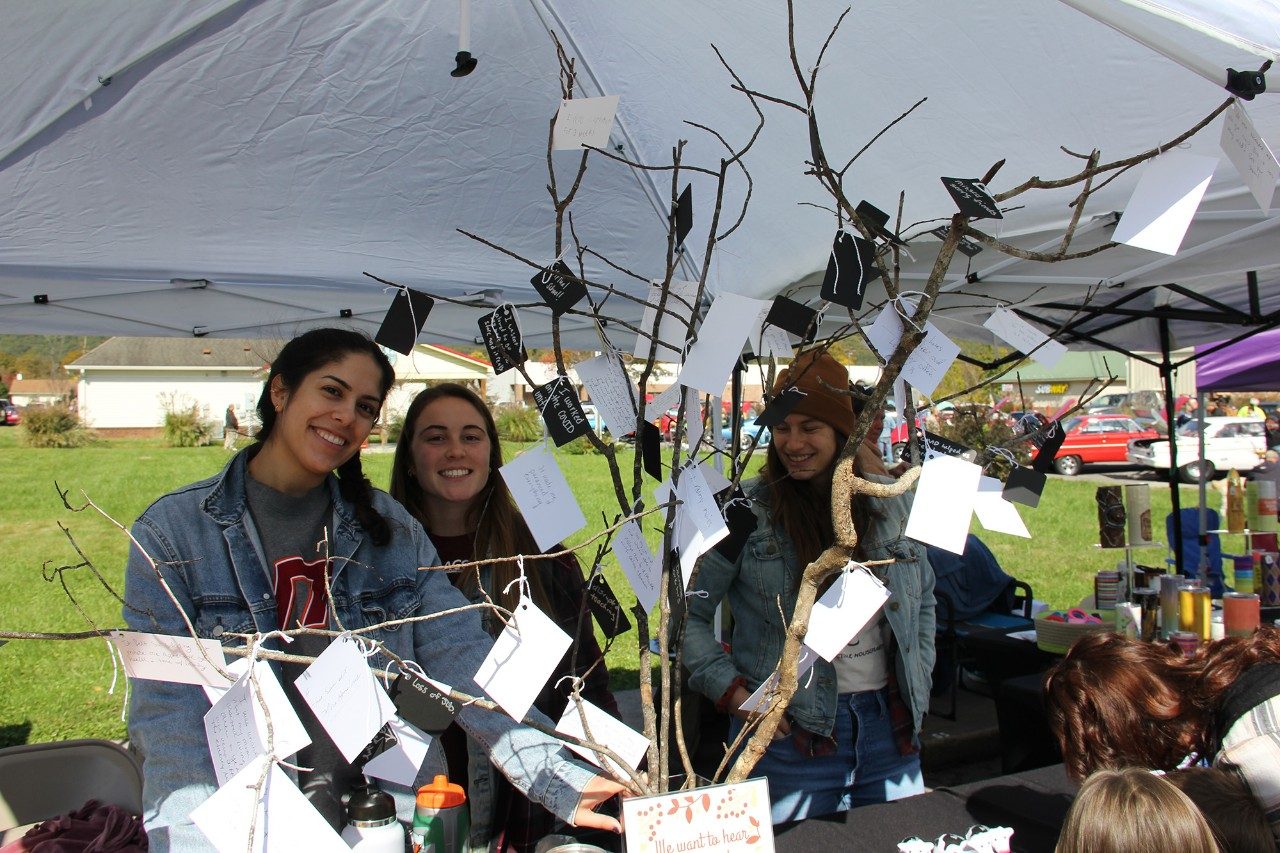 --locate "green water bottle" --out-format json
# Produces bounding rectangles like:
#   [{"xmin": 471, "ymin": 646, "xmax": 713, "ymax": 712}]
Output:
[{"xmin": 411, "ymin": 774, "xmax": 469, "ymax": 853}]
